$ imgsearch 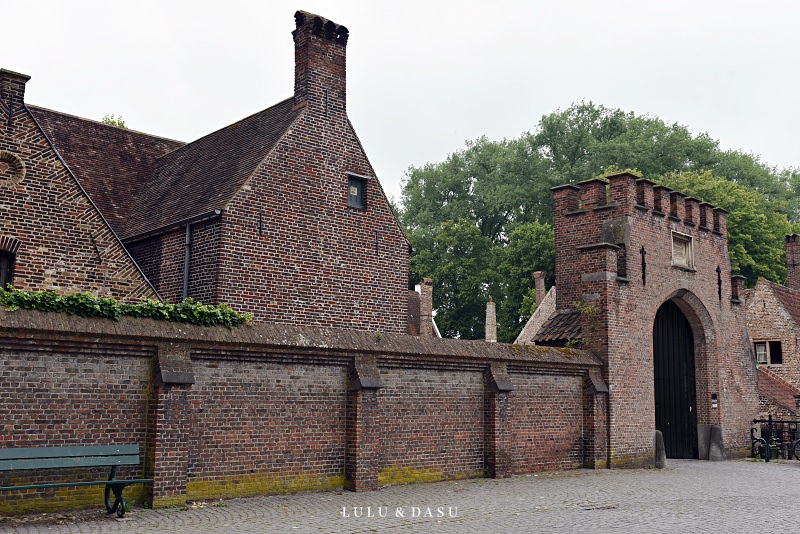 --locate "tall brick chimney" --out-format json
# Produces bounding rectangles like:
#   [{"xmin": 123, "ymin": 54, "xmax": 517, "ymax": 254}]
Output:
[
  {"xmin": 485, "ymin": 297, "xmax": 497, "ymax": 342},
  {"xmin": 787, "ymin": 235, "xmax": 800, "ymax": 290},
  {"xmin": 0, "ymin": 69, "xmax": 30, "ymax": 130},
  {"xmin": 293, "ymin": 11, "xmax": 348, "ymax": 116},
  {"xmin": 534, "ymin": 271, "xmax": 546, "ymax": 308},
  {"xmin": 419, "ymin": 278, "xmax": 433, "ymax": 337}
]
